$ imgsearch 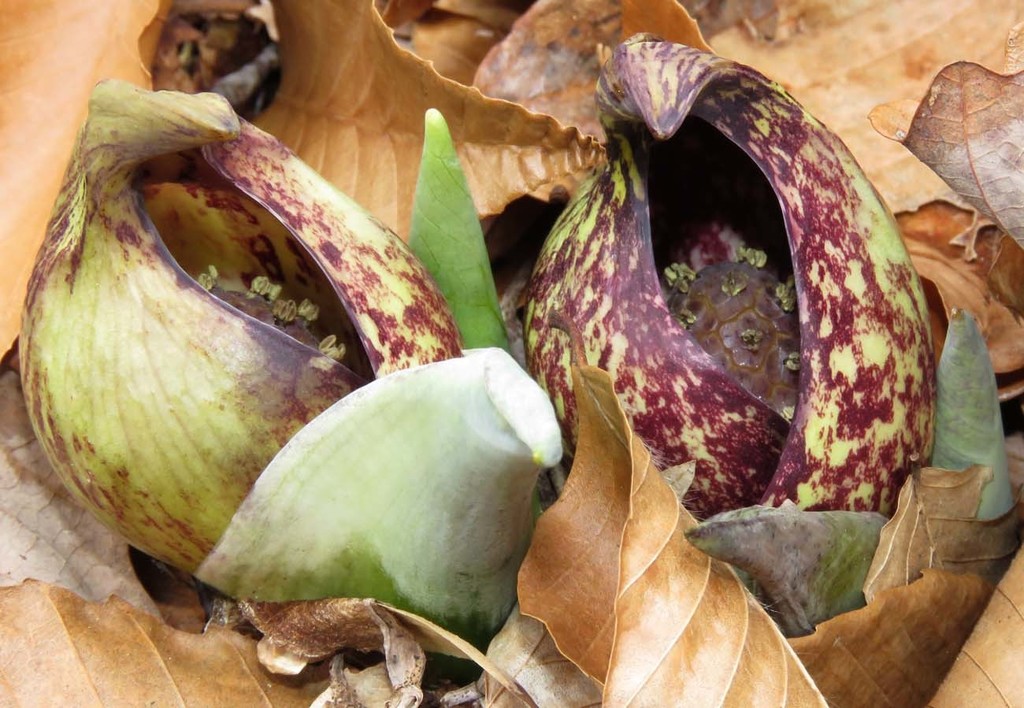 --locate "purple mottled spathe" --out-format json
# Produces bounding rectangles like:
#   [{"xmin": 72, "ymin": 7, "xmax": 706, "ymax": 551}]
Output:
[{"xmin": 524, "ymin": 37, "xmax": 934, "ymax": 517}]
